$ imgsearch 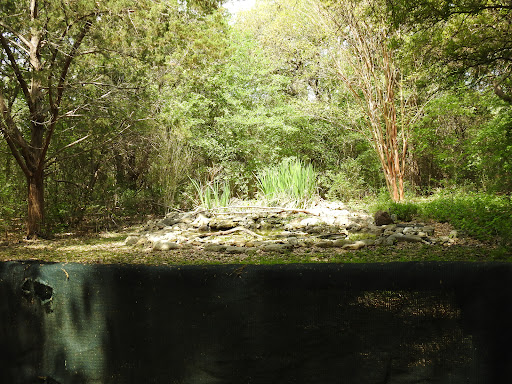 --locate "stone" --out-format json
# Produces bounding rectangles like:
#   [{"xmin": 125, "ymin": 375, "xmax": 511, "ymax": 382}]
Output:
[
  {"xmin": 152, "ymin": 240, "xmax": 179, "ymax": 251},
  {"xmin": 368, "ymin": 225, "xmax": 385, "ymax": 236},
  {"xmin": 260, "ymin": 243, "xmax": 293, "ymax": 253},
  {"xmin": 191, "ymin": 214, "xmax": 210, "ymax": 228},
  {"xmin": 385, "ymin": 236, "xmax": 396, "ymax": 246},
  {"xmin": 209, "ymin": 219, "xmax": 237, "ymax": 230},
  {"xmin": 300, "ymin": 217, "xmax": 323, "ymax": 227},
  {"xmin": 204, "ymin": 244, "xmax": 228, "ymax": 252},
  {"xmin": 423, "ymin": 226, "xmax": 435, "ymax": 236},
  {"xmin": 333, "ymin": 239, "xmax": 348, "ymax": 247},
  {"xmin": 401, "ymin": 235, "xmax": 424, "ymax": 243},
  {"xmin": 374, "ymin": 210, "xmax": 393, "ymax": 226},
  {"xmin": 342, "ymin": 241, "xmax": 366, "ymax": 250},
  {"xmin": 225, "ymin": 246, "xmax": 246, "ymax": 254},
  {"xmin": 287, "ymin": 237, "xmax": 299, "ymax": 246},
  {"xmin": 159, "ymin": 217, "xmax": 181, "ymax": 227},
  {"xmin": 125, "ymin": 235, "xmax": 140, "ymax": 246},
  {"xmin": 402, "ymin": 227, "xmax": 415, "ymax": 235},
  {"xmin": 316, "ymin": 241, "xmax": 335, "ymax": 248}
]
